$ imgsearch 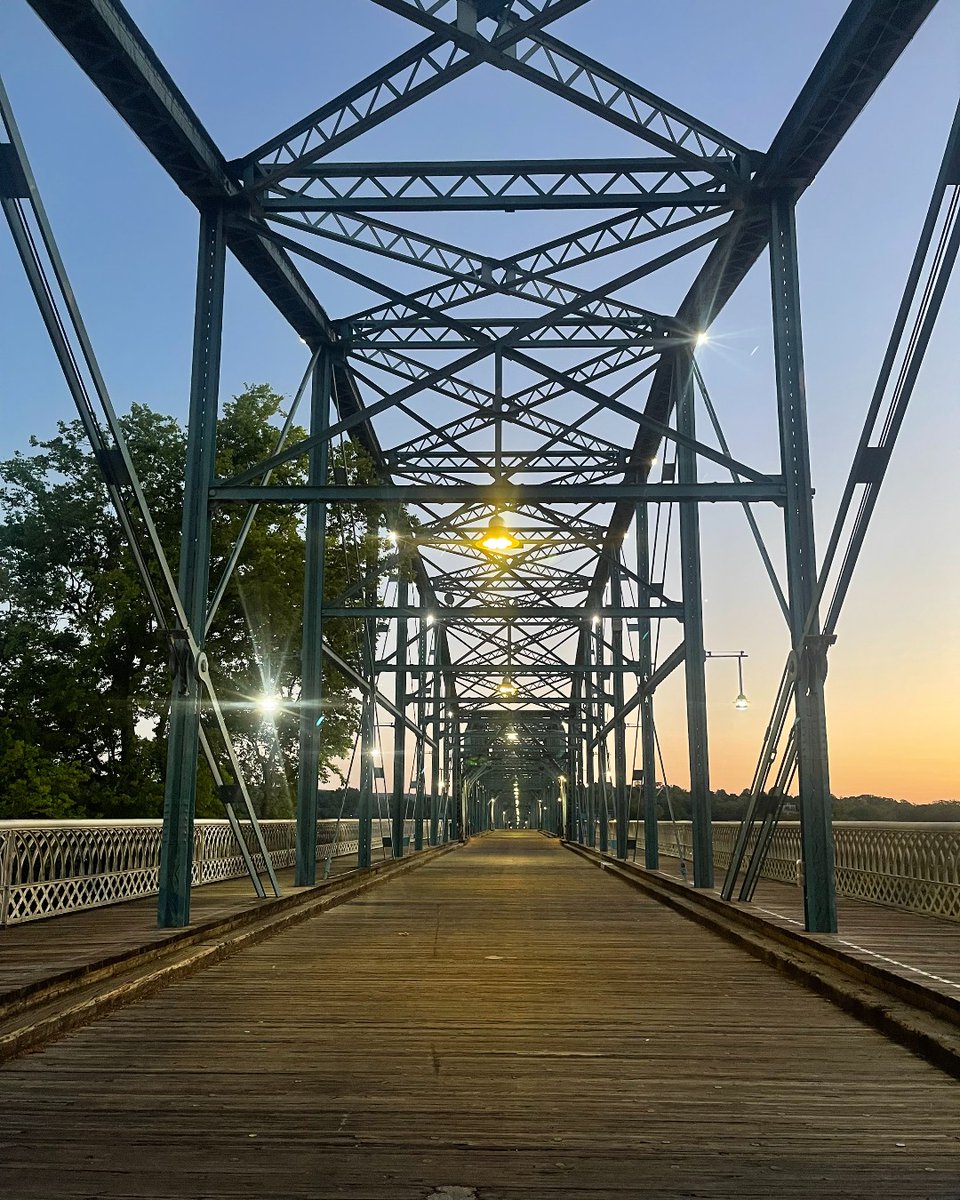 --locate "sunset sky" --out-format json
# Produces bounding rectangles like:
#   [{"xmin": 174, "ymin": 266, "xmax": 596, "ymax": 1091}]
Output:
[{"xmin": 0, "ymin": 1, "xmax": 956, "ymax": 803}]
